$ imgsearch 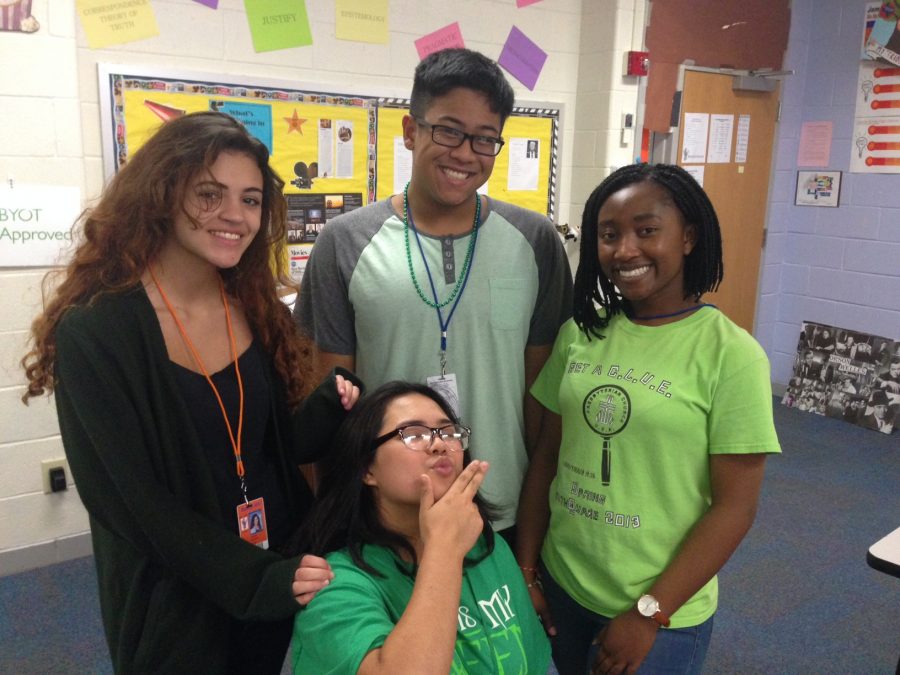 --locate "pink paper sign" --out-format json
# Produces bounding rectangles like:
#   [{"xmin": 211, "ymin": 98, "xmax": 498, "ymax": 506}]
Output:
[
  {"xmin": 498, "ymin": 26, "xmax": 547, "ymax": 91},
  {"xmin": 516, "ymin": 0, "xmax": 543, "ymax": 6},
  {"xmin": 797, "ymin": 121, "xmax": 833, "ymax": 167},
  {"xmin": 415, "ymin": 22, "xmax": 465, "ymax": 60},
  {"xmin": 192, "ymin": 0, "xmax": 218, "ymax": 7}
]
